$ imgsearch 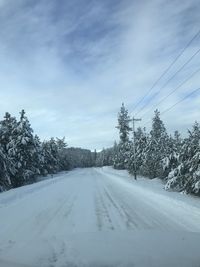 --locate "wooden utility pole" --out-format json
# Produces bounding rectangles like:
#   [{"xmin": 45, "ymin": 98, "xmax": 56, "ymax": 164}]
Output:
[{"xmin": 133, "ymin": 117, "xmax": 142, "ymax": 180}]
